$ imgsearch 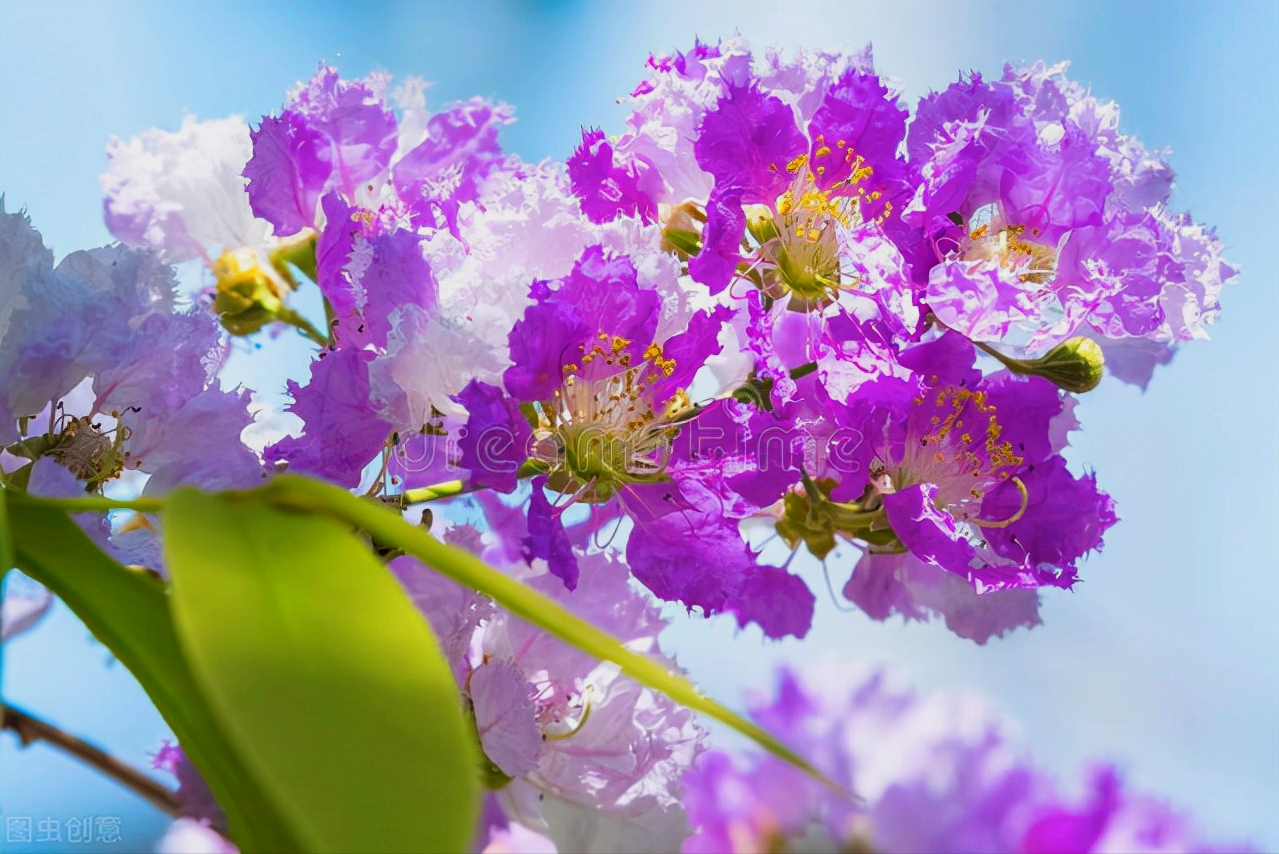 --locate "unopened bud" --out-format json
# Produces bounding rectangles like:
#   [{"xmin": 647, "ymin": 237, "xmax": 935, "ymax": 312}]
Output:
[
  {"xmin": 744, "ymin": 204, "xmax": 778, "ymax": 245},
  {"xmin": 1002, "ymin": 337, "xmax": 1106, "ymax": 394},
  {"xmin": 660, "ymin": 201, "xmax": 706, "ymax": 257},
  {"xmin": 212, "ymin": 248, "xmax": 289, "ymax": 336}
]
